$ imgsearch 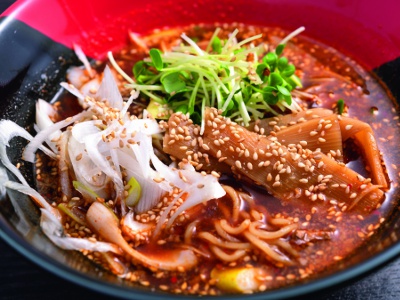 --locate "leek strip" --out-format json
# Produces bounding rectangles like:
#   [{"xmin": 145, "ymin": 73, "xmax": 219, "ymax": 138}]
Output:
[
  {"xmin": 180, "ymin": 33, "xmax": 205, "ymax": 56},
  {"xmin": 235, "ymin": 33, "xmax": 263, "ymax": 49},
  {"xmin": 4, "ymin": 181, "xmax": 59, "ymax": 217},
  {"xmin": 23, "ymin": 111, "xmax": 91, "ymax": 162},
  {"xmin": 107, "ymin": 51, "xmax": 135, "ymax": 84},
  {"xmin": 280, "ymin": 26, "xmax": 305, "ymax": 45},
  {"xmin": 205, "ymin": 27, "xmax": 221, "ymax": 52},
  {"xmin": 222, "ymin": 28, "xmax": 239, "ymax": 53}
]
